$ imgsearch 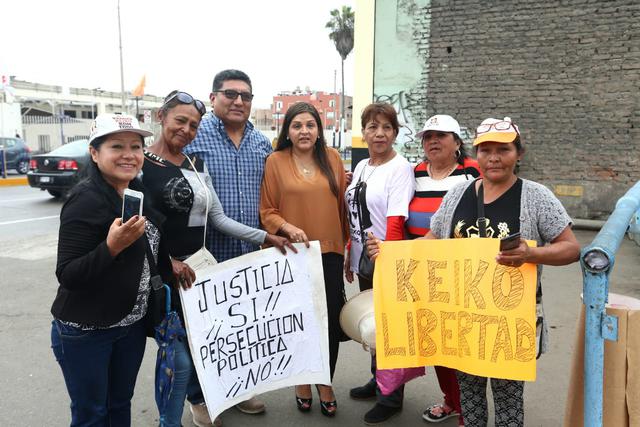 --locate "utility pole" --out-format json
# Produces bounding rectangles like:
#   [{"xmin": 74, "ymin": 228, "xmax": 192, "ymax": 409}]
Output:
[{"xmin": 117, "ymin": 0, "xmax": 126, "ymax": 112}]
